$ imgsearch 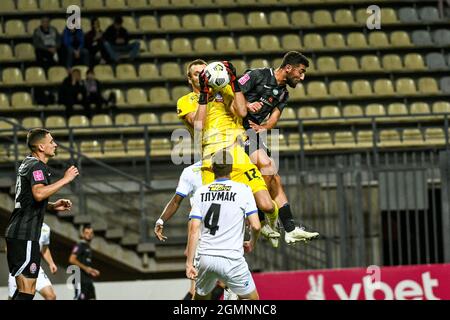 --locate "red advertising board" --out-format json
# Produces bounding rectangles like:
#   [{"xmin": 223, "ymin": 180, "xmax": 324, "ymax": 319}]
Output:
[{"xmin": 253, "ymin": 263, "xmax": 450, "ymax": 300}]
